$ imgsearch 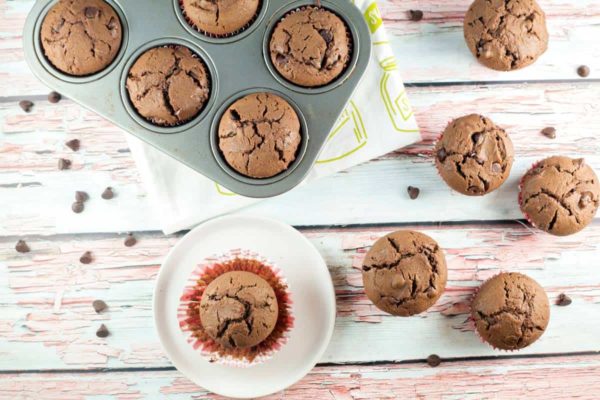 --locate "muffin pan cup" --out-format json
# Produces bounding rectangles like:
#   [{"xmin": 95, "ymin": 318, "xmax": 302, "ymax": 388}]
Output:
[{"xmin": 23, "ymin": 0, "xmax": 372, "ymax": 198}]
